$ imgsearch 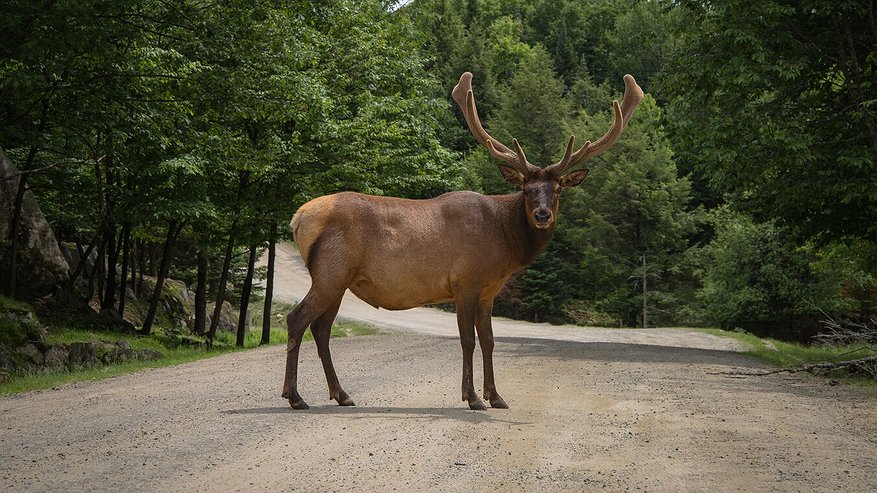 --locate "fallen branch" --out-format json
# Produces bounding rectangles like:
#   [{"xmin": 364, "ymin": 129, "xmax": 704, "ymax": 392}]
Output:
[{"xmin": 711, "ymin": 355, "xmax": 877, "ymax": 379}]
